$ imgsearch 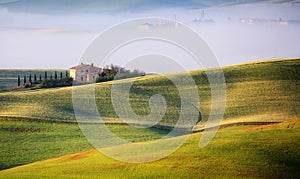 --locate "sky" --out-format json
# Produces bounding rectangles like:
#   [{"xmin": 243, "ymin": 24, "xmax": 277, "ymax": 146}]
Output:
[{"xmin": 0, "ymin": 0, "xmax": 300, "ymax": 72}]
